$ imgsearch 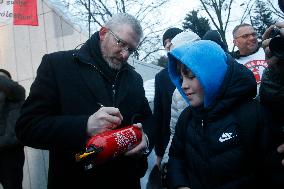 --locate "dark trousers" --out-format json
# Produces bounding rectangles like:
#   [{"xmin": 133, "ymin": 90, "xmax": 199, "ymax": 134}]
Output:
[
  {"xmin": 146, "ymin": 165, "xmax": 163, "ymax": 189},
  {"xmin": 0, "ymin": 146, "xmax": 24, "ymax": 189}
]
